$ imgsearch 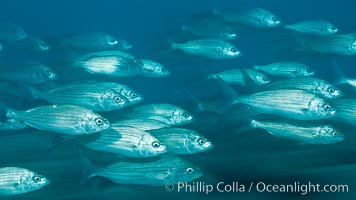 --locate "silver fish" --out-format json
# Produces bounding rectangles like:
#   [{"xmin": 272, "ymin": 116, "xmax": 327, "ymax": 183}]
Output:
[
  {"xmin": 250, "ymin": 120, "xmax": 344, "ymax": 144},
  {"xmin": 116, "ymin": 38, "xmax": 133, "ymax": 51},
  {"xmin": 125, "ymin": 104, "xmax": 194, "ymax": 126},
  {"xmin": 254, "ymin": 62, "xmax": 314, "ymax": 77},
  {"xmin": 140, "ymin": 59, "xmax": 170, "ymax": 78},
  {"xmin": 208, "ymin": 68, "xmax": 270, "ymax": 86},
  {"xmin": 0, "ymin": 167, "xmax": 49, "ymax": 196},
  {"xmin": 227, "ymin": 89, "xmax": 338, "ymax": 120},
  {"xmin": 149, "ymin": 128, "xmax": 214, "ymax": 154},
  {"xmin": 72, "ymin": 51, "xmax": 143, "ymax": 77},
  {"xmin": 330, "ymin": 99, "xmax": 356, "ymax": 126},
  {"xmin": 81, "ymin": 155, "xmax": 202, "ymax": 186},
  {"xmin": 0, "ymin": 61, "xmax": 57, "ymax": 84},
  {"xmin": 0, "ymin": 22, "xmax": 27, "ymax": 42},
  {"xmin": 6, "ymin": 104, "xmax": 110, "ymax": 135},
  {"xmin": 60, "ymin": 32, "xmax": 119, "ymax": 51},
  {"xmin": 81, "ymin": 126, "xmax": 167, "ymax": 157},
  {"xmin": 214, "ymin": 8, "xmax": 282, "ymax": 28},
  {"xmin": 94, "ymin": 82, "xmax": 143, "ymax": 105},
  {"xmin": 112, "ymin": 119, "xmax": 169, "ymax": 131},
  {"xmin": 0, "ymin": 119, "xmax": 28, "ymax": 130},
  {"xmin": 295, "ymin": 33, "xmax": 356, "ymax": 55},
  {"xmin": 6, "ymin": 35, "xmax": 50, "ymax": 51},
  {"xmin": 28, "ymin": 83, "xmax": 129, "ymax": 112},
  {"xmin": 182, "ymin": 21, "xmax": 238, "ymax": 40},
  {"xmin": 171, "ymin": 39, "xmax": 240, "ymax": 59},
  {"xmin": 333, "ymin": 60, "xmax": 356, "ymax": 89},
  {"xmin": 285, "ymin": 20, "xmax": 338, "ymax": 36},
  {"xmin": 262, "ymin": 77, "xmax": 342, "ymax": 99}
]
